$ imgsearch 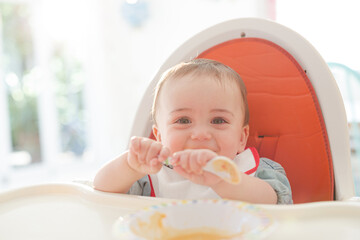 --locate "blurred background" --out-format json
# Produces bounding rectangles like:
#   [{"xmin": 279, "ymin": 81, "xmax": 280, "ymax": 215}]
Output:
[{"xmin": 0, "ymin": 0, "xmax": 359, "ymax": 195}]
